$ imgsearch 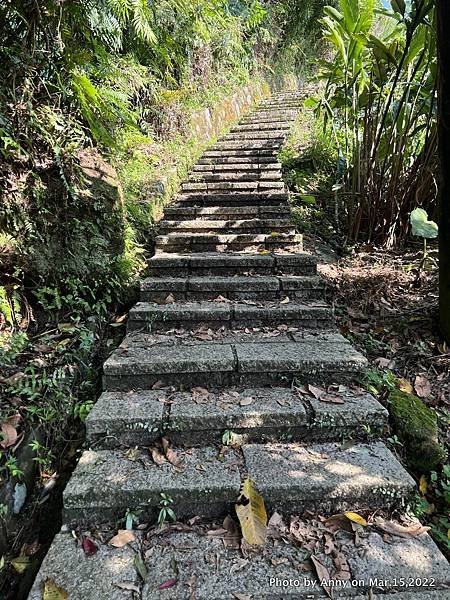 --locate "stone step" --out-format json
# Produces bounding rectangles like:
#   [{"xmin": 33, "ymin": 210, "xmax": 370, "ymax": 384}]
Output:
[
  {"xmin": 202, "ymin": 149, "xmax": 279, "ymax": 158},
  {"xmin": 102, "ymin": 330, "xmax": 366, "ymax": 390},
  {"xmin": 188, "ymin": 170, "xmax": 282, "ymax": 182},
  {"xmin": 198, "ymin": 155, "xmax": 280, "ymax": 164},
  {"xmin": 240, "ymin": 114, "xmax": 297, "ymax": 124},
  {"xmin": 146, "ymin": 252, "xmax": 318, "ymax": 277},
  {"xmin": 213, "ymin": 141, "xmax": 284, "ymax": 151},
  {"xmin": 127, "ymin": 300, "xmax": 332, "ymax": 332},
  {"xmin": 181, "ymin": 181, "xmax": 285, "ymax": 192},
  {"xmin": 62, "ymin": 441, "xmax": 413, "ymax": 526},
  {"xmin": 231, "ymin": 123, "xmax": 291, "ymax": 132},
  {"xmin": 175, "ymin": 192, "xmax": 289, "ymax": 206},
  {"xmin": 154, "ymin": 232, "xmax": 303, "ymax": 253},
  {"xmin": 86, "ymin": 386, "xmax": 388, "ymax": 448},
  {"xmin": 163, "ymin": 204, "xmax": 291, "ymax": 221},
  {"xmin": 192, "ymin": 161, "xmax": 282, "ymax": 172},
  {"xmin": 140, "ymin": 275, "xmax": 327, "ymax": 302},
  {"xmin": 30, "ymin": 525, "xmax": 450, "ymax": 600},
  {"xmin": 224, "ymin": 130, "xmax": 287, "ymax": 140},
  {"xmin": 158, "ymin": 218, "xmax": 294, "ymax": 234}
]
